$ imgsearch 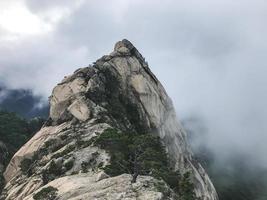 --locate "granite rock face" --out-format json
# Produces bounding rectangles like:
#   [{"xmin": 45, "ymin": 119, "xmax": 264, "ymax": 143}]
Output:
[
  {"xmin": 1, "ymin": 39, "xmax": 218, "ymax": 200},
  {"xmin": 24, "ymin": 174, "xmax": 173, "ymax": 200}
]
